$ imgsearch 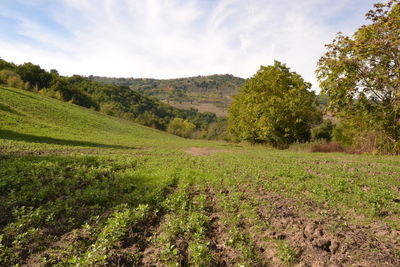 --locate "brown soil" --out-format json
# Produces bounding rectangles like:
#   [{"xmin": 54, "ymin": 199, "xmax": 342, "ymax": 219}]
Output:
[
  {"xmin": 185, "ymin": 147, "xmax": 231, "ymax": 156},
  {"xmin": 205, "ymin": 187, "xmax": 243, "ymax": 266},
  {"xmin": 167, "ymin": 101, "xmax": 228, "ymax": 117},
  {"xmin": 141, "ymin": 187, "xmax": 243, "ymax": 266},
  {"xmin": 141, "ymin": 214, "xmax": 168, "ymax": 266},
  {"xmin": 249, "ymin": 184, "xmax": 400, "ymax": 266},
  {"xmin": 21, "ymin": 183, "xmax": 400, "ymax": 266}
]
